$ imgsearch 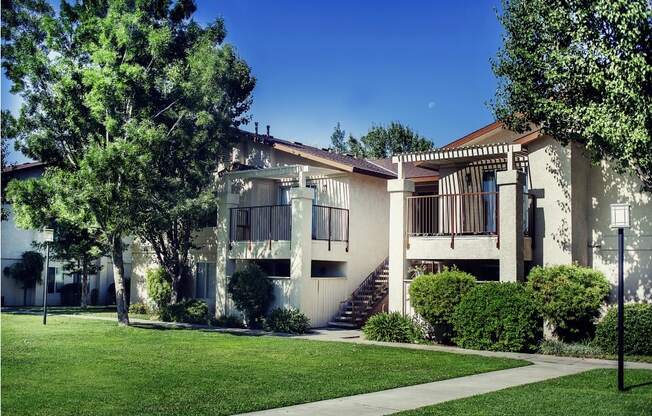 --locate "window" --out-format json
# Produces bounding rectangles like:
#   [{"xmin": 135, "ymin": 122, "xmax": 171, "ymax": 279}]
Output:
[
  {"xmin": 47, "ymin": 267, "xmax": 64, "ymax": 293},
  {"xmin": 195, "ymin": 262, "xmax": 216, "ymax": 299},
  {"xmin": 482, "ymin": 171, "xmax": 497, "ymax": 233}
]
